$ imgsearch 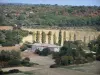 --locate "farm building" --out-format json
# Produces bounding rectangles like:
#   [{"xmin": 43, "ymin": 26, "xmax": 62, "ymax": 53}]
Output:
[{"xmin": 31, "ymin": 43, "xmax": 61, "ymax": 52}]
